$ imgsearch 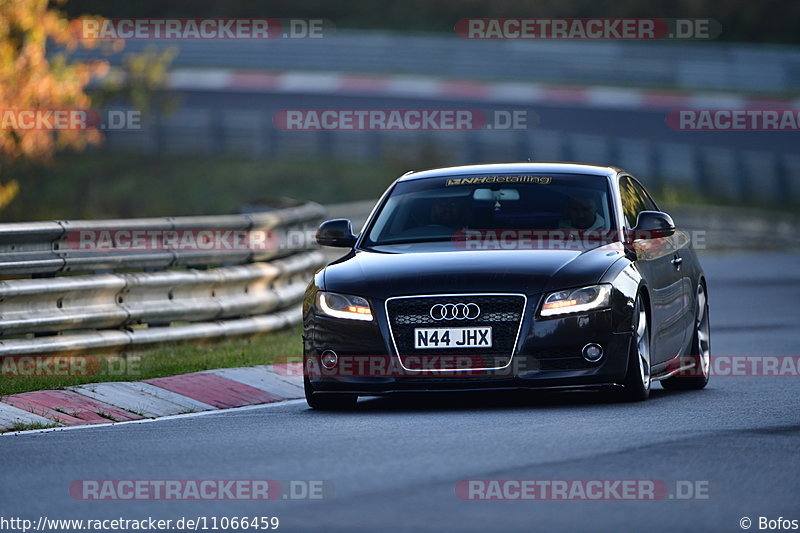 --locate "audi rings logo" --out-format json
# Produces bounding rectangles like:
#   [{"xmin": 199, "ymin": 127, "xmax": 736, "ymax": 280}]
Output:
[{"xmin": 429, "ymin": 303, "xmax": 481, "ymax": 321}]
